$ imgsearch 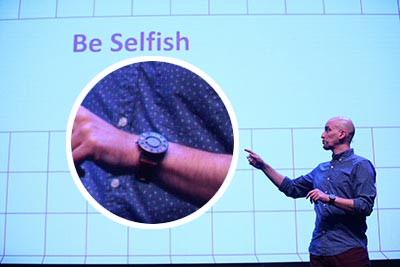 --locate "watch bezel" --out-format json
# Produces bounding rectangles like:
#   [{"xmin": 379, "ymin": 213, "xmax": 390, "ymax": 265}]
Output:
[
  {"xmin": 329, "ymin": 193, "xmax": 336, "ymax": 204},
  {"xmin": 137, "ymin": 131, "xmax": 168, "ymax": 155}
]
